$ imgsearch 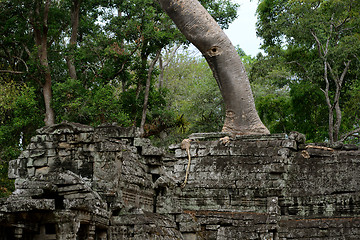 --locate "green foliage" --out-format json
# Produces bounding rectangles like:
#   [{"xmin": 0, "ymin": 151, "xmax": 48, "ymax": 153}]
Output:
[
  {"xmin": 342, "ymin": 78, "xmax": 360, "ymax": 142},
  {"xmin": 251, "ymin": 56, "xmax": 330, "ymax": 142},
  {"xmin": 256, "ymin": 94, "xmax": 293, "ymax": 134},
  {"xmin": 0, "ymin": 80, "xmax": 42, "ymax": 154},
  {"xmin": 164, "ymin": 50, "xmax": 225, "ymax": 135},
  {"xmin": 200, "ymin": 0, "xmax": 239, "ymax": 29},
  {"xmin": 0, "ymin": 80, "xmax": 43, "ymax": 197},
  {"xmin": 235, "ymin": 45, "xmax": 256, "ymax": 73},
  {"xmin": 255, "ymin": 0, "xmax": 360, "ymax": 143},
  {"xmin": 289, "ymin": 82, "xmax": 328, "ymax": 142},
  {"xmin": 53, "ymin": 78, "xmax": 131, "ymax": 127}
]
